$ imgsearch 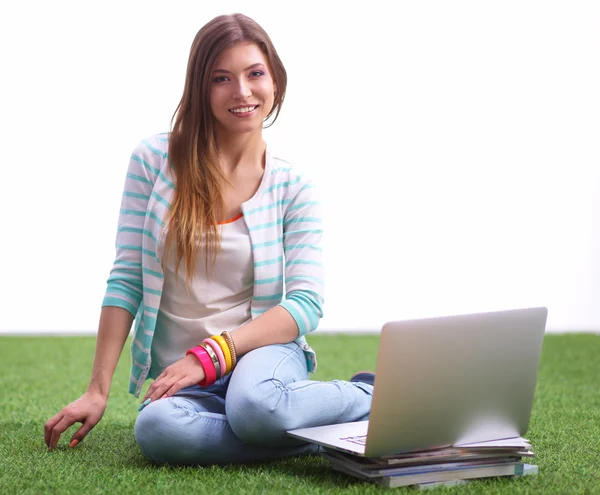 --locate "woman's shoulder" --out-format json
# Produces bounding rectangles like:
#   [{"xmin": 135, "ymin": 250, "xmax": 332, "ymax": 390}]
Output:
[
  {"xmin": 131, "ymin": 132, "xmax": 170, "ymax": 158},
  {"xmin": 262, "ymin": 152, "xmax": 320, "ymax": 212},
  {"xmin": 267, "ymin": 152, "xmax": 315, "ymax": 188}
]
